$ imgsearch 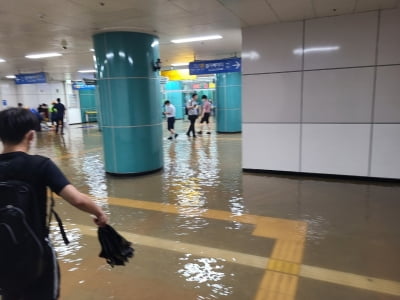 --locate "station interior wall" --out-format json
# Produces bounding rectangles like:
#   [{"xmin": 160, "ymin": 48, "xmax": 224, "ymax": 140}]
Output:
[{"xmin": 242, "ymin": 9, "xmax": 400, "ymax": 179}]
